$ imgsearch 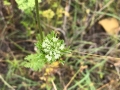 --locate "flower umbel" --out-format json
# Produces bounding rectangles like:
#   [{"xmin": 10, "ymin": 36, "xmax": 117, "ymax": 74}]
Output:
[
  {"xmin": 23, "ymin": 31, "xmax": 70, "ymax": 71},
  {"xmin": 41, "ymin": 31, "xmax": 66, "ymax": 62}
]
